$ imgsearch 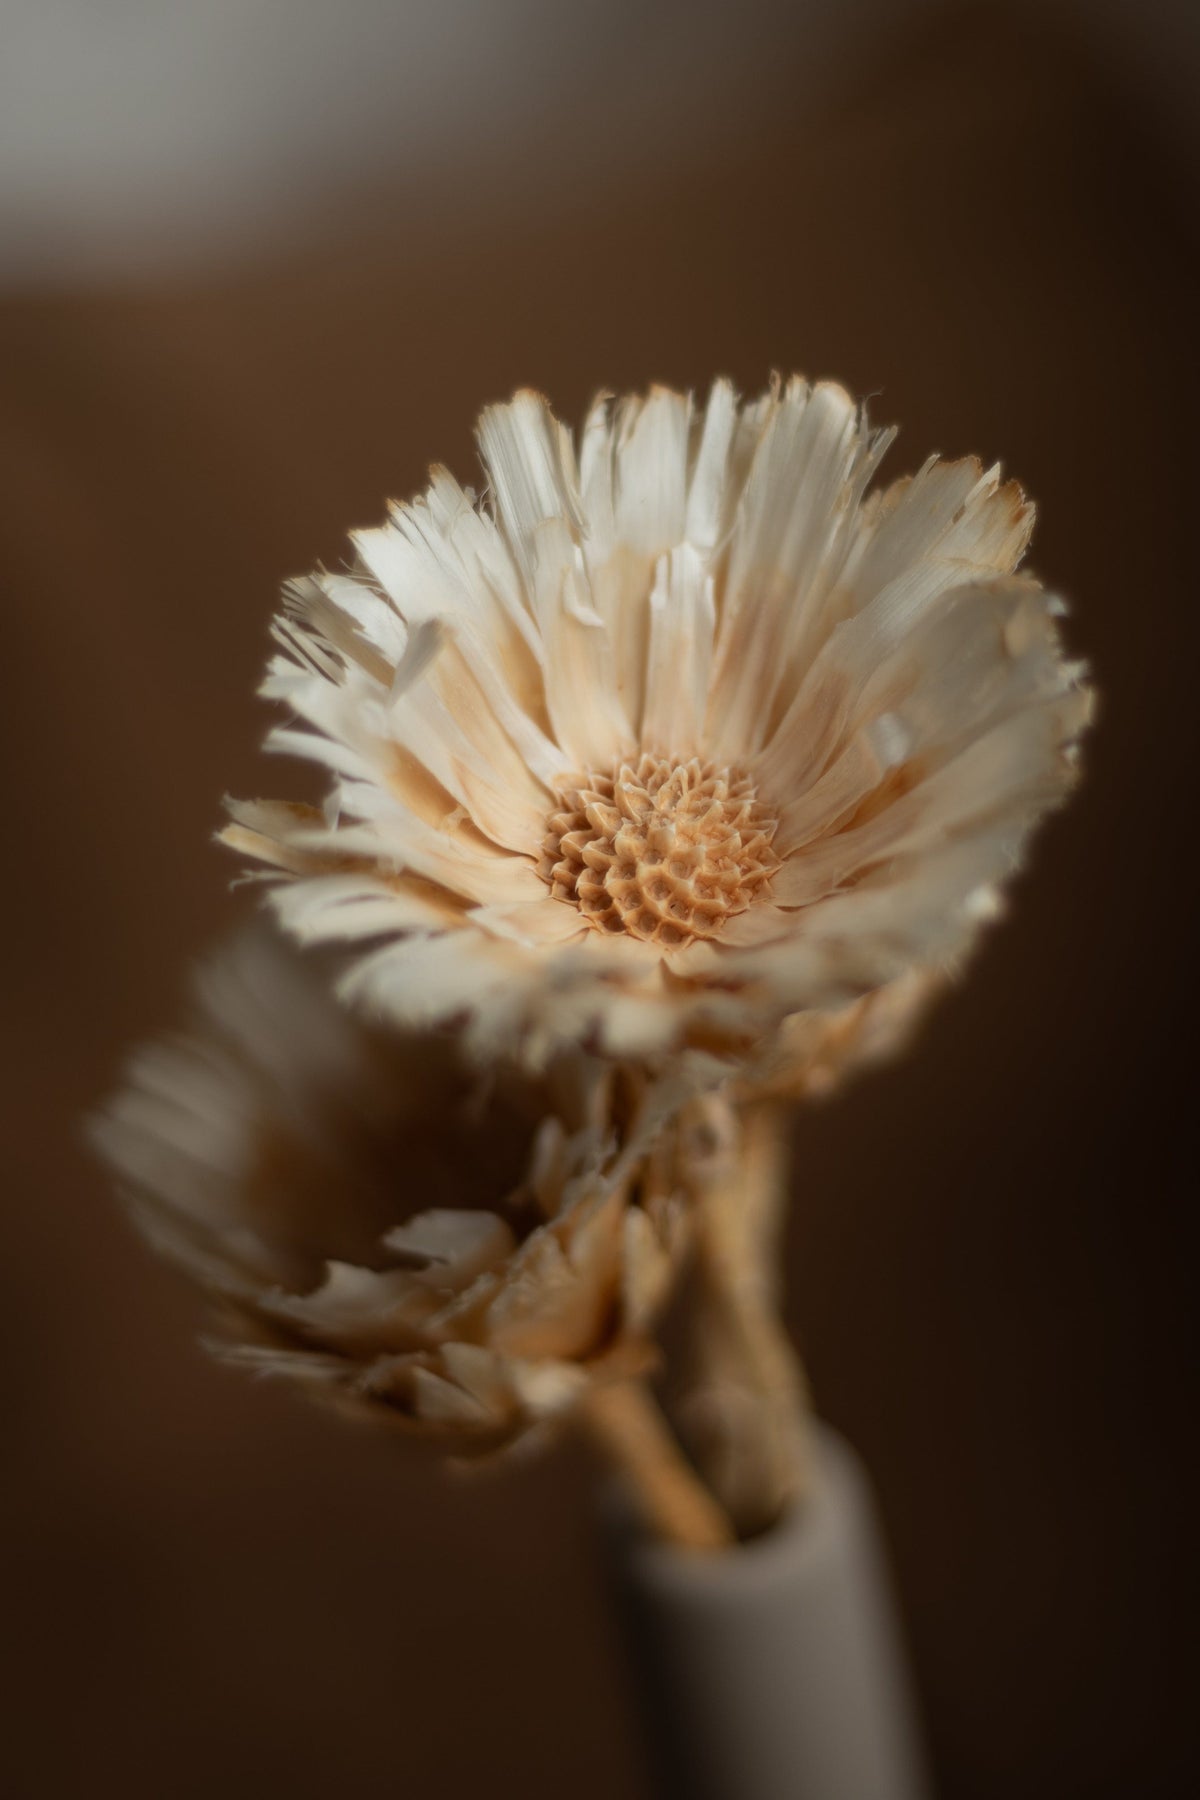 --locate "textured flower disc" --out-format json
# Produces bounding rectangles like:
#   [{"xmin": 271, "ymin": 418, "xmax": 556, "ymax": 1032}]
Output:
[
  {"xmin": 541, "ymin": 755, "xmax": 780, "ymax": 947},
  {"xmin": 92, "ymin": 931, "xmax": 690, "ymax": 1448},
  {"xmin": 225, "ymin": 377, "xmax": 1093, "ymax": 1068}
]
